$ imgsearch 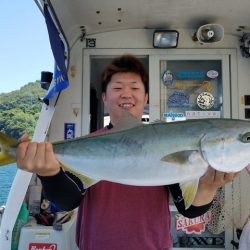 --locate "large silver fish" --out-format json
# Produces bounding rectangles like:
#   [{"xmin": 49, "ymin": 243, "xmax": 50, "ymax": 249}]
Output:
[{"xmin": 1, "ymin": 113, "xmax": 249, "ymax": 208}]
